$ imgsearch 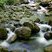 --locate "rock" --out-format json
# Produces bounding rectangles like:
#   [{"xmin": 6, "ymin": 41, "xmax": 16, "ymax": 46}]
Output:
[
  {"xmin": 48, "ymin": 20, "xmax": 52, "ymax": 26},
  {"xmin": 23, "ymin": 21, "xmax": 40, "ymax": 33},
  {"xmin": 32, "ymin": 23, "xmax": 40, "ymax": 33},
  {"xmin": 34, "ymin": 18, "xmax": 40, "ymax": 23},
  {"xmin": 0, "ymin": 47, "xmax": 8, "ymax": 52},
  {"xmin": 44, "ymin": 32, "xmax": 52, "ymax": 40},
  {"xmin": 14, "ymin": 23, "xmax": 22, "ymax": 28},
  {"xmin": 23, "ymin": 21, "xmax": 34, "ymax": 29},
  {"xmin": 0, "ymin": 28, "xmax": 7, "ymax": 40},
  {"xmin": 15, "ymin": 27, "xmax": 31, "ymax": 40},
  {"xmin": 40, "ymin": 21, "xmax": 44, "ymax": 24},
  {"xmin": 39, "ymin": 1, "xmax": 49, "ymax": 7},
  {"xmin": 44, "ymin": 44, "xmax": 52, "ymax": 52}
]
